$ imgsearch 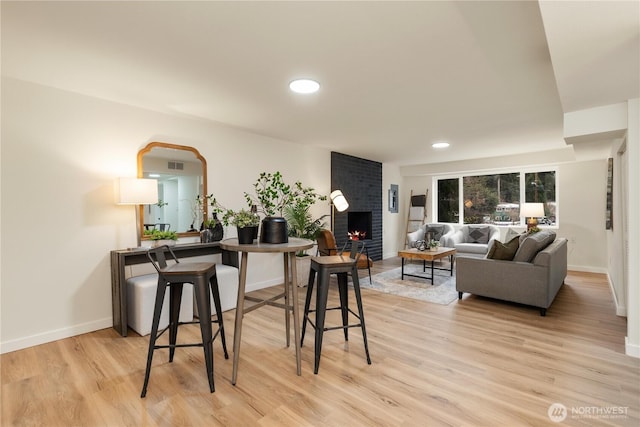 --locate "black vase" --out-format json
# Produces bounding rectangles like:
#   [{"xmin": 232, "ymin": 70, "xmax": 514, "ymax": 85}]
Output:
[
  {"xmin": 208, "ymin": 213, "xmax": 224, "ymax": 241},
  {"xmin": 237, "ymin": 226, "xmax": 258, "ymax": 244},
  {"xmin": 260, "ymin": 216, "xmax": 288, "ymax": 244}
]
